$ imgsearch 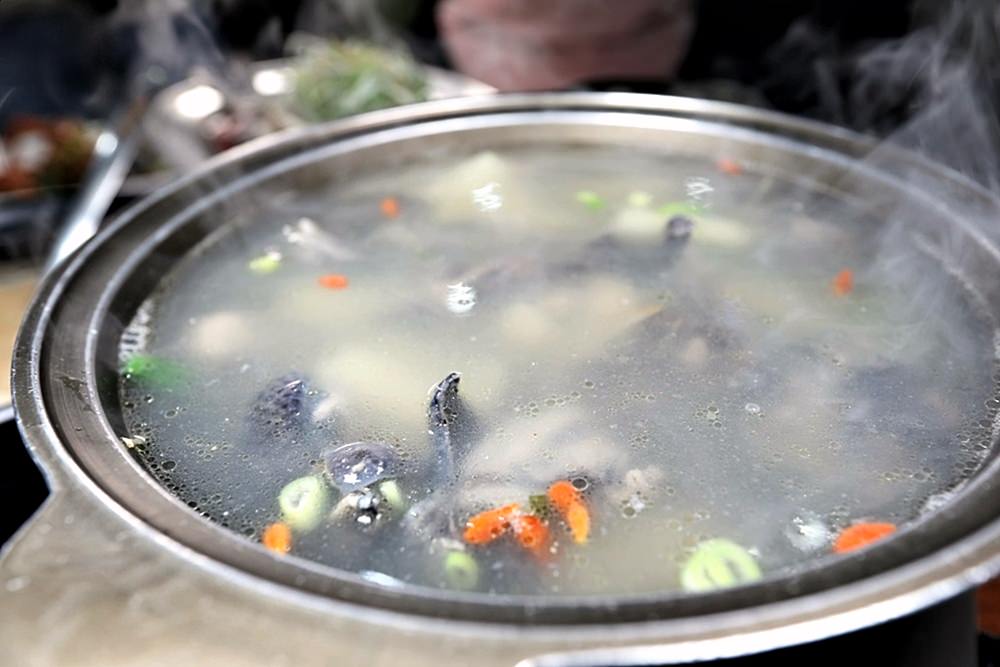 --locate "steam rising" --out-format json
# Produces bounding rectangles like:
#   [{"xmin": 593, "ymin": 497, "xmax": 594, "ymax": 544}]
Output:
[
  {"xmin": 110, "ymin": 0, "xmax": 226, "ymax": 92},
  {"xmin": 769, "ymin": 0, "xmax": 1000, "ymax": 324},
  {"xmin": 865, "ymin": 4, "xmax": 1000, "ymax": 195},
  {"xmin": 771, "ymin": 0, "xmax": 1000, "ymax": 192},
  {"xmin": 760, "ymin": 0, "xmax": 1000, "ymax": 493}
]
